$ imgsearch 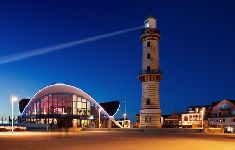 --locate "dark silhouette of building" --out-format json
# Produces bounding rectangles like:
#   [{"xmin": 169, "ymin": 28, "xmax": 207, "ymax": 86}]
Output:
[{"xmin": 19, "ymin": 99, "xmax": 30, "ymax": 114}]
